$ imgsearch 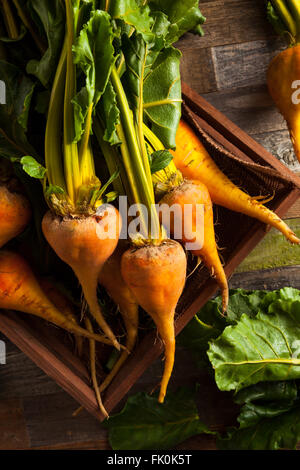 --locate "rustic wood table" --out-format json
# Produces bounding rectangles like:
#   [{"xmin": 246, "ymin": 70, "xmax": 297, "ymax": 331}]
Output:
[{"xmin": 0, "ymin": 0, "xmax": 300, "ymax": 450}]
